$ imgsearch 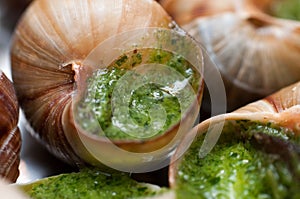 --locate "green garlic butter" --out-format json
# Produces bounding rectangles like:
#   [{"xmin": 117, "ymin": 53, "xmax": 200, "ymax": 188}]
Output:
[
  {"xmin": 24, "ymin": 168, "xmax": 166, "ymax": 199},
  {"xmin": 77, "ymin": 49, "xmax": 201, "ymax": 140},
  {"xmin": 175, "ymin": 121, "xmax": 300, "ymax": 199}
]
